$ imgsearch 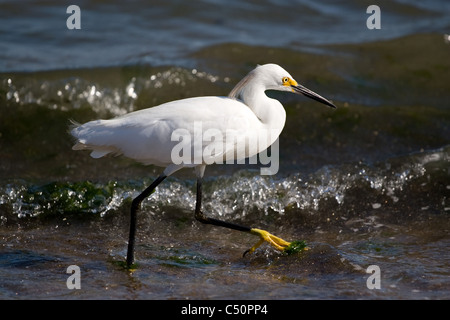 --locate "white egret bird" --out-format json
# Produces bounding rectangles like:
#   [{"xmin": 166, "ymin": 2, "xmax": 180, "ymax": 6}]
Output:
[{"xmin": 70, "ymin": 63, "xmax": 336, "ymax": 267}]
